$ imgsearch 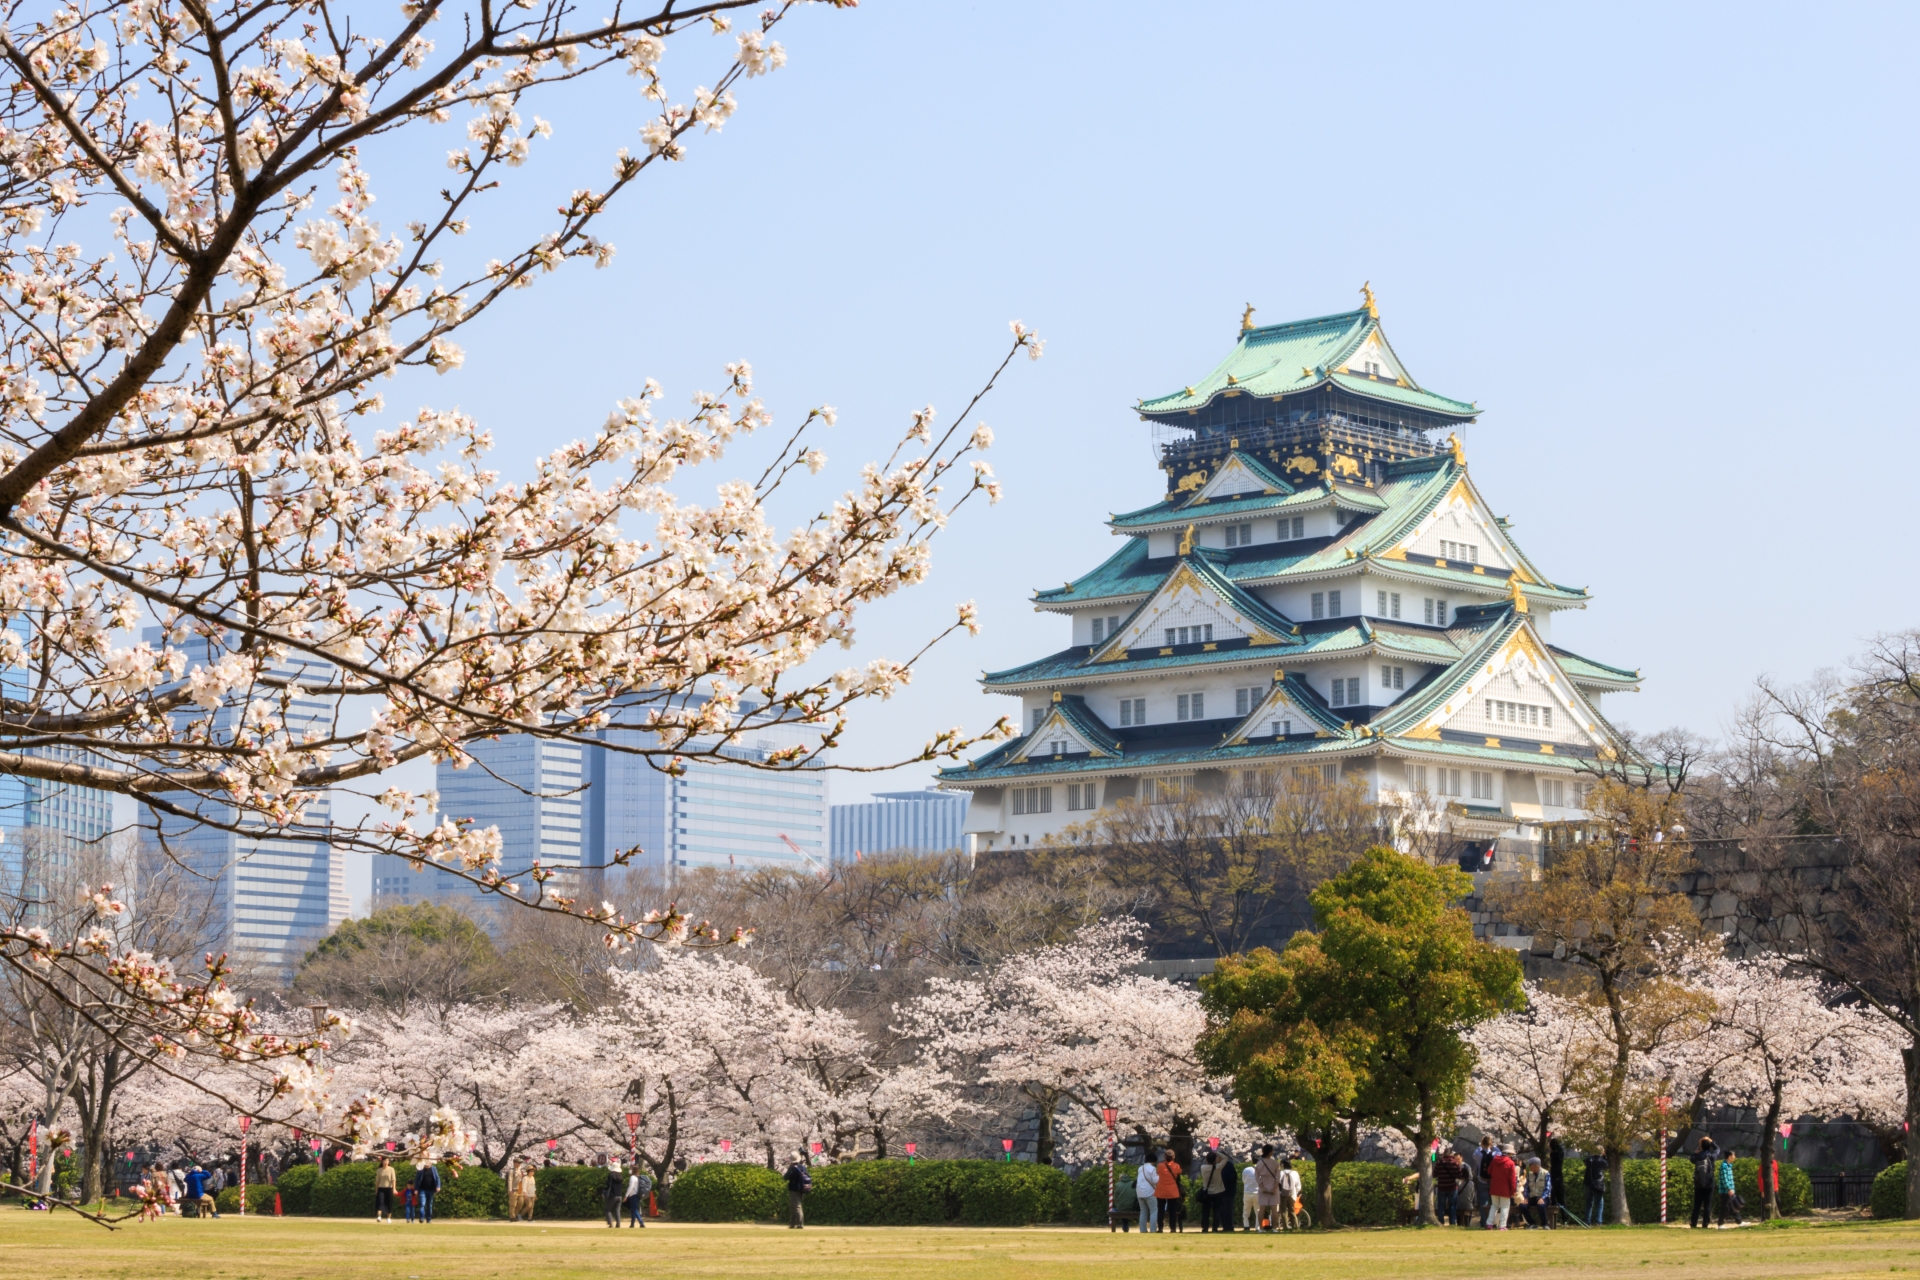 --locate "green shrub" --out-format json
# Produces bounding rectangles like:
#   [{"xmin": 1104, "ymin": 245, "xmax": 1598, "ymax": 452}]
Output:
[
  {"xmin": 1872, "ymin": 1162, "xmax": 1909, "ymax": 1220},
  {"xmin": 668, "ymin": 1162, "xmax": 786, "ymax": 1222},
  {"xmin": 214, "ymin": 1183, "xmax": 278, "ymax": 1215},
  {"xmin": 437, "ymin": 1165, "xmax": 506, "ymax": 1219},
  {"xmin": 275, "ymin": 1163, "xmax": 318, "ymax": 1214},
  {"xmin": 310, "ymin": 1160, "xmax": 393, "ymax": 1217},
  {"xmin": 952, "ymin": 1161, "xmax": 1071, "ymax": 1226},
  {"xmin": 533, "ymin": 1165, "xmax": 609, "ymax": 1220},
  {"xmin": 805, "ymin": 1160, "xmax": 943, "ymax": 1226},
  {"xmin": 1731, "ymin": 1157, "xmax": 1810, "ymax": 1217},
  {"xmin": 1069, "ymin": 1162, "xmax": 1140, "ymax": 1224}
]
